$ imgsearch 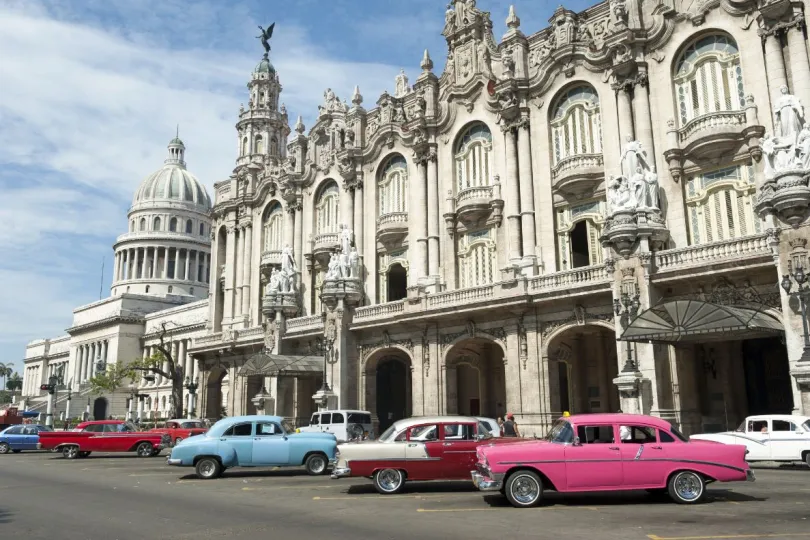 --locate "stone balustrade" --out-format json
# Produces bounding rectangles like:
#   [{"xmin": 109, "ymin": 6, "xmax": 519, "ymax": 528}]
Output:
[
  {"xmin": 354, "ymin": 300, "xmax": 405, "ymax": 321},
  {"xmin": 286, "ymin": 314, "xmax": 324, "ymax": 333},
  {"xmin": 115, "ymin": 231, "xmax": 211, "ymax": 244},
  {"xmin": 238, "ymin": 326, "xmax": 264, "ymax": 338},
  {"xmin": 551, "ymin": 153, "xmax": 604, "ymax": 179},
  {"xmin": 528, "ymin": 264, "xmax": 610, "ymax": 292},
  {"xmin": 194, "ymin": 332, "xmax": 222, "ymax": 345},
  {"xmin": 655, "ymin": 234, "xmax": 770, "ymax": 273},
  {"xmin": 678, "ymin": 110, "xmax": 746, "ymax": 143},
  {"xmin": 426, "ymin": 284, "xmax": 496, "ymax": 308},
  {"xmin": 376, "ymin": 212, "xmax": 408, "ymax": 228},
  {"xmin": 260, "ymin": 249, "xmax": 282, "ymax": 267},
  {"xmin": 456, "ymin": 185, "xmax": 495, "ymax": 205}
]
